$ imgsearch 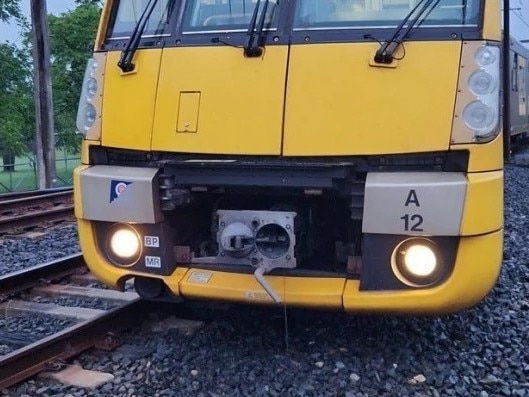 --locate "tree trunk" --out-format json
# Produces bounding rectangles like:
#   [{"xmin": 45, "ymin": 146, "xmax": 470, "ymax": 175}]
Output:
[{"xmin": 2, "ymin": 151, "xmax": 14, "ymax": 172}]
